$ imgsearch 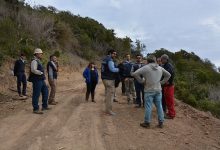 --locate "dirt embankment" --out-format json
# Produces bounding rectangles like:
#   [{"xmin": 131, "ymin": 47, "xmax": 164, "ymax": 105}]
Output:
[{"xmin": 0, "ymin": 69, "xmax": 220, "ymax": 150}]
